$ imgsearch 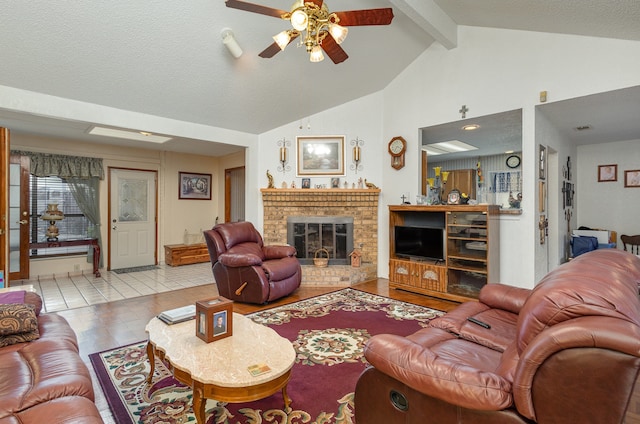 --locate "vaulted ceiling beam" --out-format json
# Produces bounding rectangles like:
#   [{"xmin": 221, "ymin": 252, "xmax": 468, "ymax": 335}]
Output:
[{"xmin": 390, "ymin": 0, "xmax": 458, "ymax": 49}]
